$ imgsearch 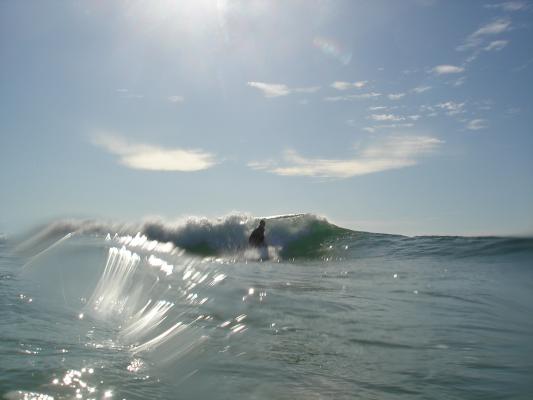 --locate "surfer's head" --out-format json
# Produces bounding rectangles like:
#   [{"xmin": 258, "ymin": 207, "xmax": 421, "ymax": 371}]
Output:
[{"xmin": 259, "ymin": 219, "xmax": 266, "ymax": 227}]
